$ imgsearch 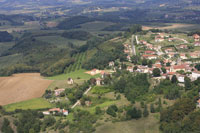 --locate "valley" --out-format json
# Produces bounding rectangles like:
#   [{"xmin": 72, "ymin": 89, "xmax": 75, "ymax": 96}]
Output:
[{"xmin": 1, "ymin": 0, "xmax": 200, "ymax": 133}]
